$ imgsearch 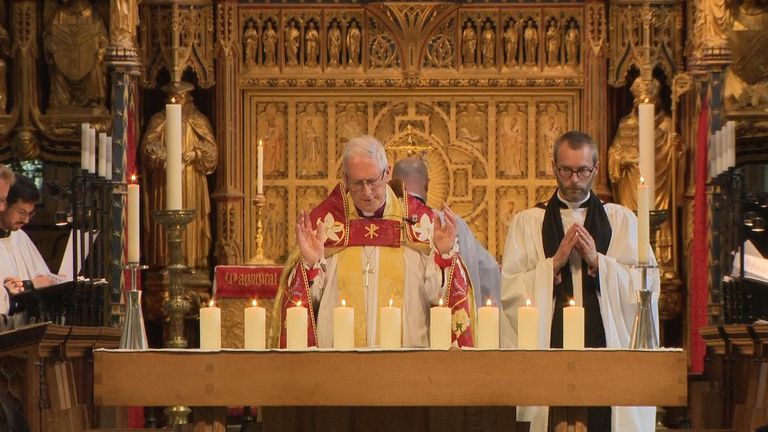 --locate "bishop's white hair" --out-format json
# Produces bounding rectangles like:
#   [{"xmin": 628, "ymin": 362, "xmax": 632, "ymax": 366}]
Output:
[{"xmin": 341, "ymin": 135, "xmax": 388, "ymax": 174}]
